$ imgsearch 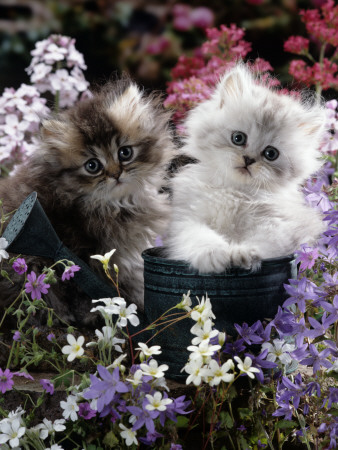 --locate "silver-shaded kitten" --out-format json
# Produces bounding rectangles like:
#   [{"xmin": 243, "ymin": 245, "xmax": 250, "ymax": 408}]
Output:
[{"xmin": 165, "ymin": 65, "xmax": 326, "ymax": 273}]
